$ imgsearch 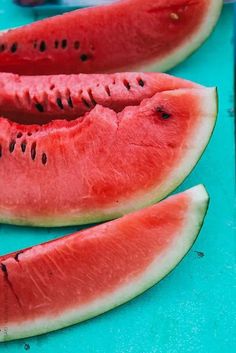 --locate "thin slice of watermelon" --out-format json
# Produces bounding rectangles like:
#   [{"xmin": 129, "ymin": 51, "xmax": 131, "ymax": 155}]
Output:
[
  {"xmin": 0, "ymin": 185, "xmax": 209, "ymax": 342},
  {"xmin": 0, "ymin": 72, "xmax": 198, "ymax": 125},
  {"xmin": 0, "ymin": 87, "xmax": 217, "ymax": 227},
  {"xmin": 0, "ymin": 0, "xmax": 223, "ymax": 75}
]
